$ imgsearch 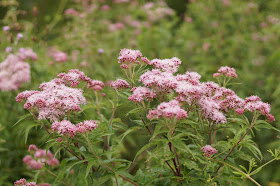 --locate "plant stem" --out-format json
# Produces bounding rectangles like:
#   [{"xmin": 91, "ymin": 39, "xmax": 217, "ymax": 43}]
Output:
[
  {"xmin": 214, "ymin": 160, "xmax": 261, "ymax": 186},
  {"xmin": 85, "ymin": 135, "xmax": 137, "ymax": 186},
  {"xmin": 46, "ymin": 169, "xmax": 71, "ymax": 185}
]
